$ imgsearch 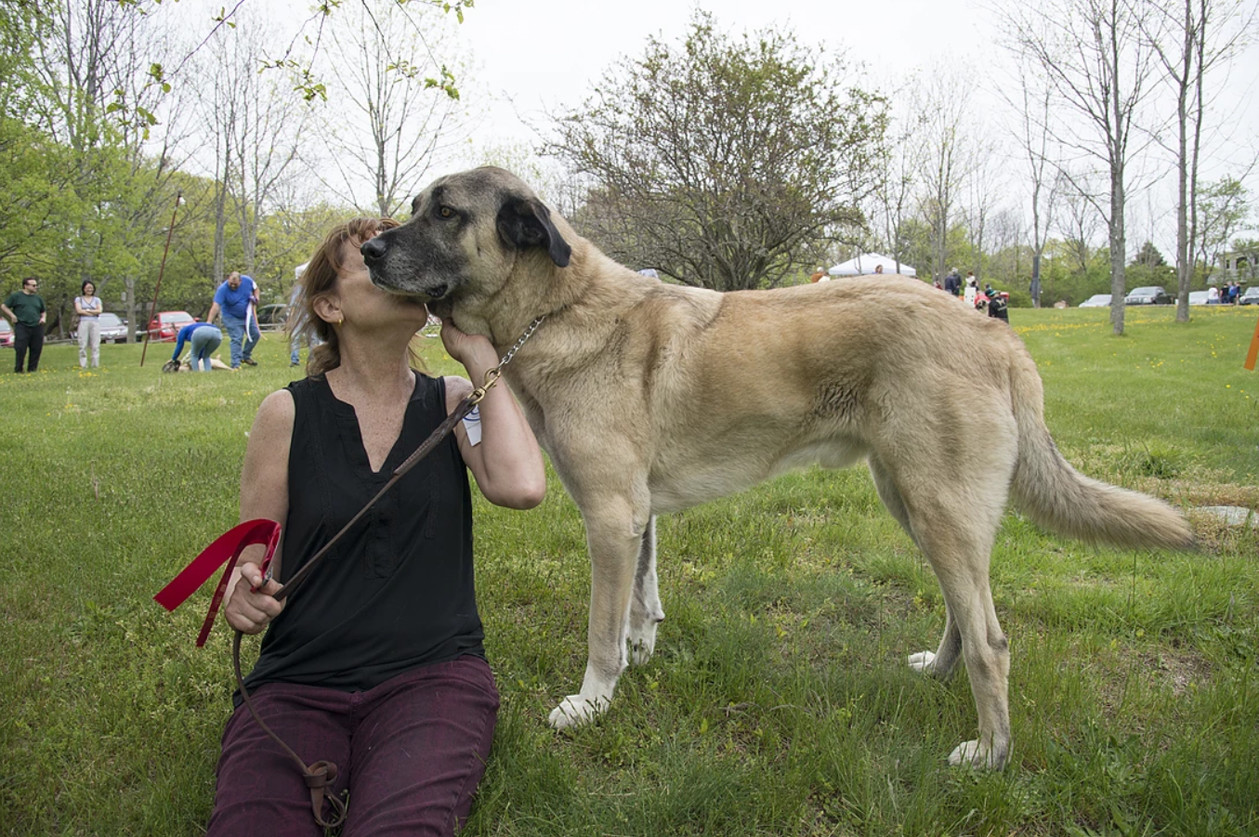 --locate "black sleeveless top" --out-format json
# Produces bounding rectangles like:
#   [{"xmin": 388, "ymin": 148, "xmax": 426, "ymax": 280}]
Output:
[{"xmin": 242, "ymin": 372, "xmax": 483, "ymax": 695}]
